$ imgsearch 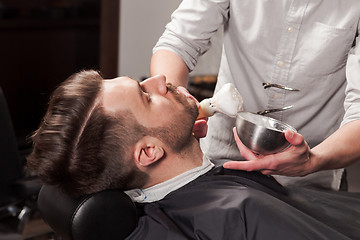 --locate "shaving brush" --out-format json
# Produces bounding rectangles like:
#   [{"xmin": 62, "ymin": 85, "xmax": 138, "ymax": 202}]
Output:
[{"xmin": 197, "ymin": 83, "xmax": 243, "ymax": 119}]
